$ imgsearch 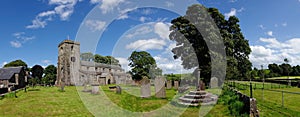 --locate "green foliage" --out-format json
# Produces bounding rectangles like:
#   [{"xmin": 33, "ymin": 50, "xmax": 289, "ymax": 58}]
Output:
[
  {"xmin": 128, "ymin": 51, "xmax": 158, "ymax": 80},
  {"xmin": 169, "ymin": 4, "xmax": 252, "ymax": 82},
  {"xmin": 41, "ymin": 65, "xmax": 57, "ymax": 85},
  {"xmin": 80, "ymin": 52, "xmax": 94, "ymax": 61},
  {"xmin": 218, "ymin": 88, "xmax": 247, "ymax": 116},
  {"xmin": 31, "ymin": 65, "xmax": 44, "ymax": 80},
  {"xmin": 28, "ymin": 77, "xmax": 40, "ymax": 88},
  {"xmin": 94, "ymin": 54, "xmax": 108, "ymax": 63},
  {"xmin": 4, "ymin": 59, "xmax": 27, "ymax": 69}
]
